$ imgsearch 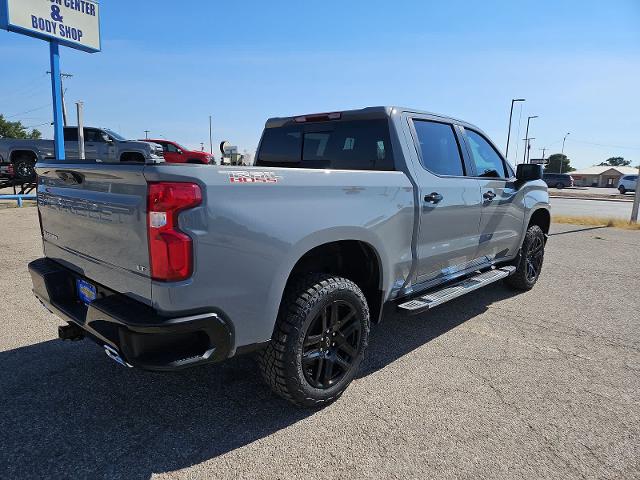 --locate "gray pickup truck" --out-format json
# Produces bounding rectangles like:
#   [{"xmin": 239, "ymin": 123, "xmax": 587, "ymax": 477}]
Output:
[
  {"xmin": 0, "ymin": 126, "xmax": 163, "ymax": 180},
  {"xmin": 28, "ymin": 106, "xmax": 550, "ymax": 407}
]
